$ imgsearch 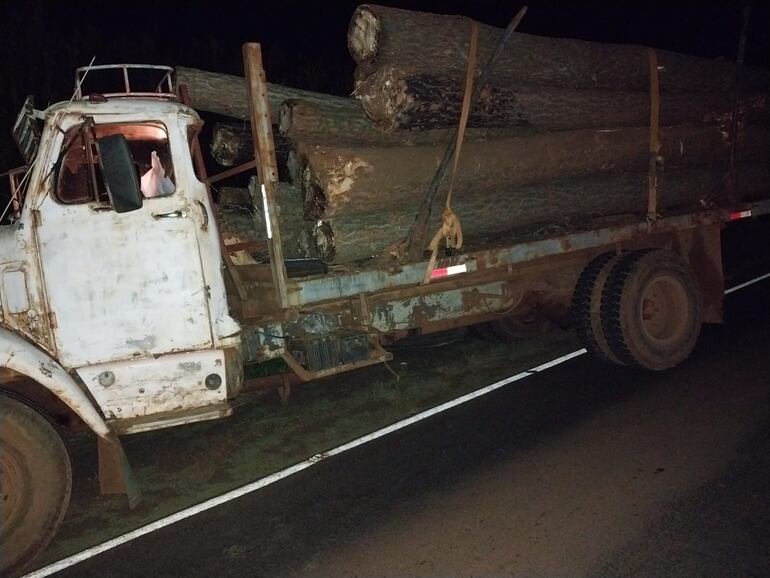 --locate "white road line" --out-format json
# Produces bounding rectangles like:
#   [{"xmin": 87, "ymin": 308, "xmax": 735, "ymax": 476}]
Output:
[
  {"xmin": 23, "ymin": 272, "xmax": 770, "ymax": 578},
  {"xmin": 724, "ymin": 272, "xmax": 770, "ymax": 294}
]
